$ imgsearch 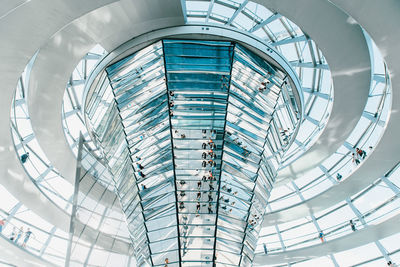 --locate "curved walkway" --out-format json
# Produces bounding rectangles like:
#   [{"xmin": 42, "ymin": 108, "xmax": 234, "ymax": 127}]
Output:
[
  {"xmin": 254, "ymin": 212, "xmax": 400, "ymax": 265},
  {"xmin": 28, "ymin": 0, "xmax": 185, "ymax": 208},
  {"xmin": 0, "ymin": 234, "xmax": 57, "ymax": 267},
  {"xmin": 26, "ymin": 9, "xmax": 116, "ymax": 209},
  {"xmin": 261, "ymin": 0, "xmax": 399, "ymax": 226},
  {"xmin": 28, "ymin": 0, "xmax": 185, "ymax": 188},
  {"xmin": 23, "ymin": 0, "xmax": 184, "ymax": 246},
  {"xmin": 258, "ymin": 0, "xmax": 371, "ymax": 184},
  {"xmin": 0, "ymin": 0, "xmax": 118, "ymax": 248}
]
